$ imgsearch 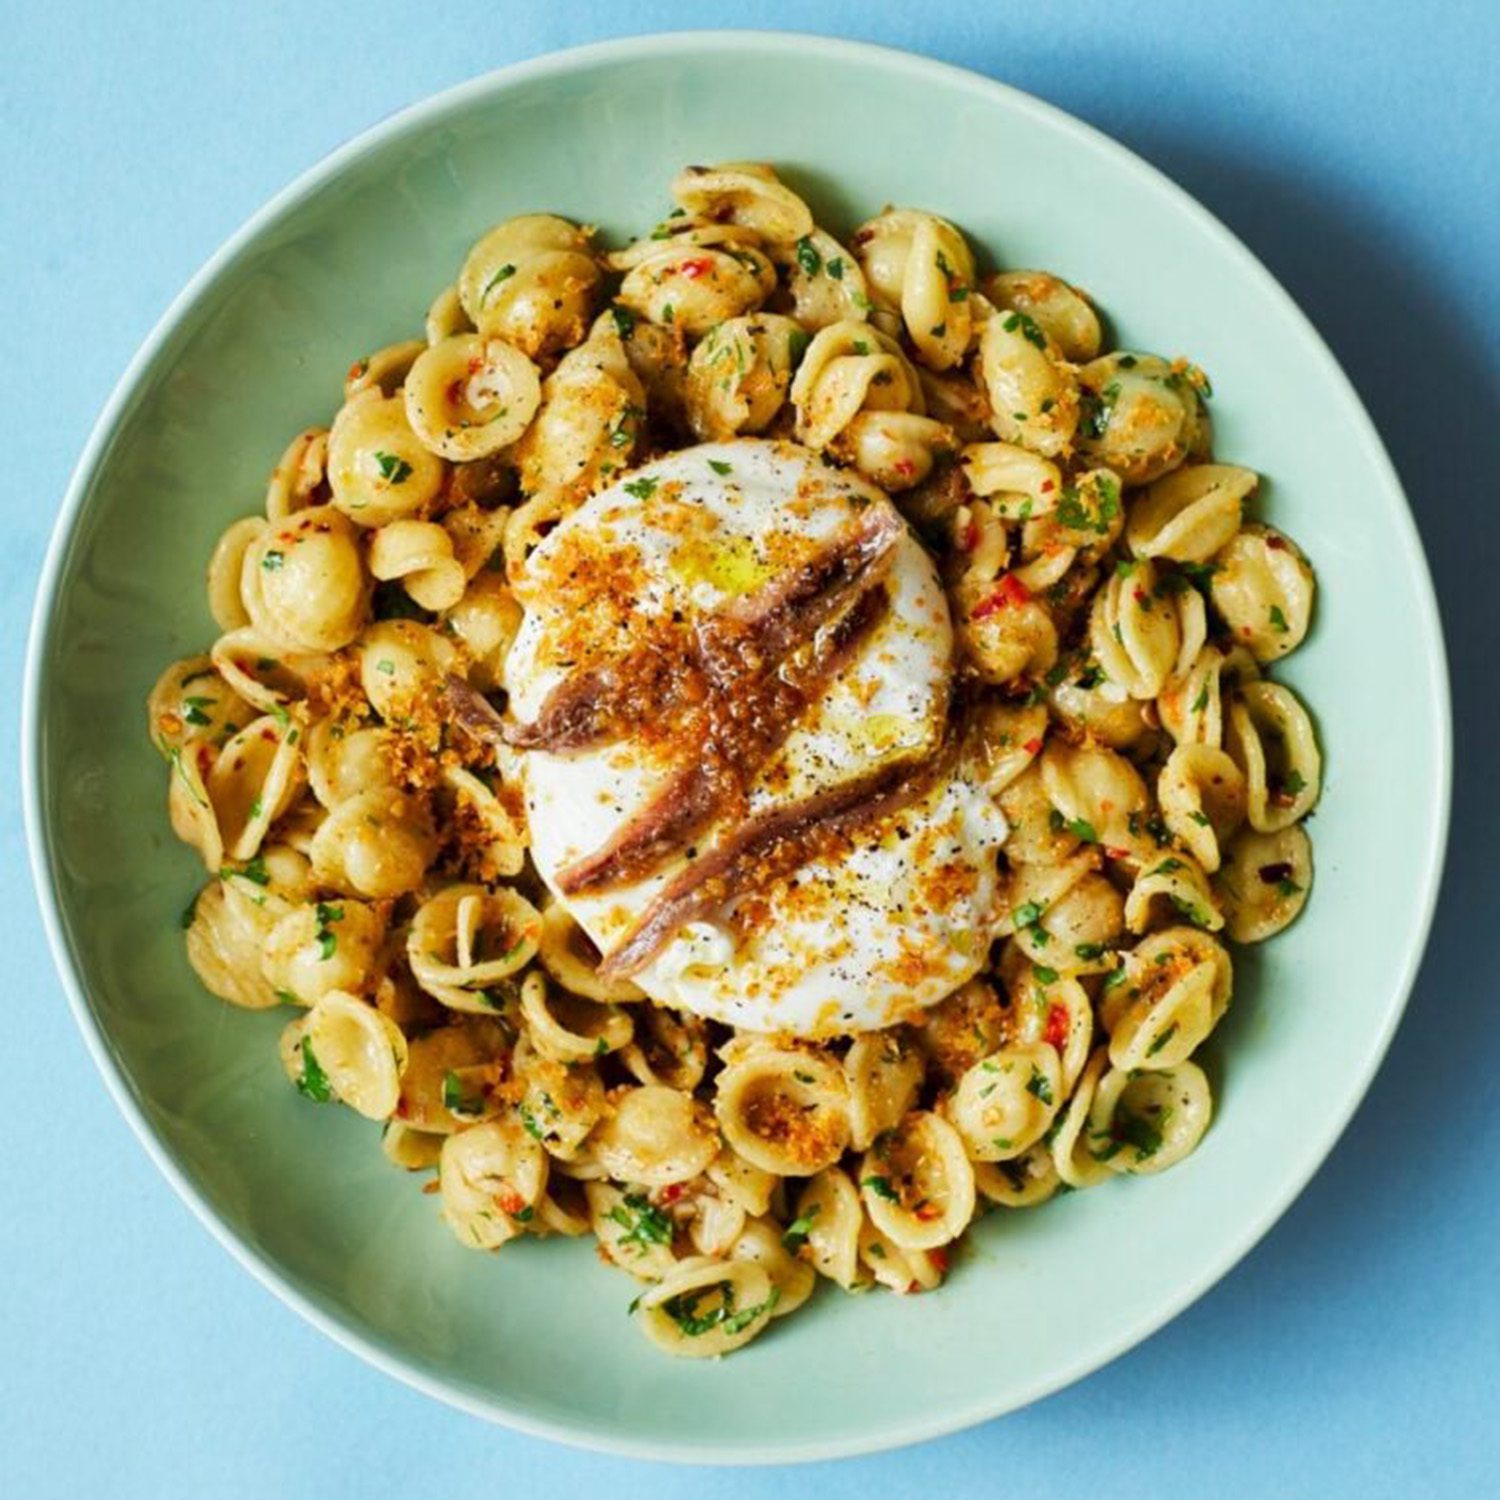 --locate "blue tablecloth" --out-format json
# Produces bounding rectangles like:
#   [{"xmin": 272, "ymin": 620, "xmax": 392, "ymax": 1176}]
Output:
[{"xmin": 4, "ymin": 2, "xmax": 1496, "ymax": 1494}]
